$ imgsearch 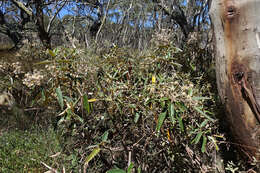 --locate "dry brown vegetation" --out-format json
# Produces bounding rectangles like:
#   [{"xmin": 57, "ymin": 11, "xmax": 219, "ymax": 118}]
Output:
[{"xmin": 0, "ymin": 39, "xmax": 259, "ymax": 172}]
